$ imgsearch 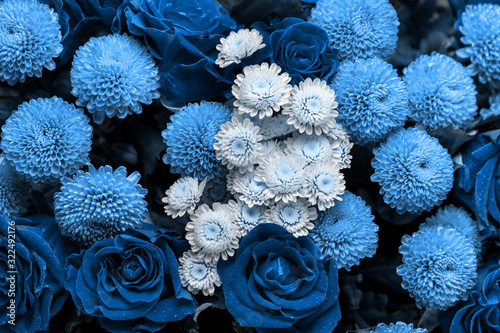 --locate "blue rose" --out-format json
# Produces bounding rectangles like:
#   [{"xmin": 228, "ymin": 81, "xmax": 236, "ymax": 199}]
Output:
[
  {"xmin": 455, "ymin": 129, "xmax": 500, "ymax": 239},
  {"xmin": 125, "ymin": 0, "xmax": 239, "ymax": 103},
  {"xmin": 442, "ymin": 259, "xmax": 500, "ymax": 332},
  {"xmin": 64, "ymin": 223, "xmax": 197, "ymax": 333},
  {"xmin": 0, "ymin": 214, "xmax": 78, "ymax": 332},
  {"xmin": 76, "ymin": 0, "xmax": 129, "ymax": 33},
  {"xmin": 254, "ymin": 17, "xmax": 339, "ymax": 85},
  {"xmin": 218, "ymin": 223, "xmax": 341, "ymax": 333}
]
